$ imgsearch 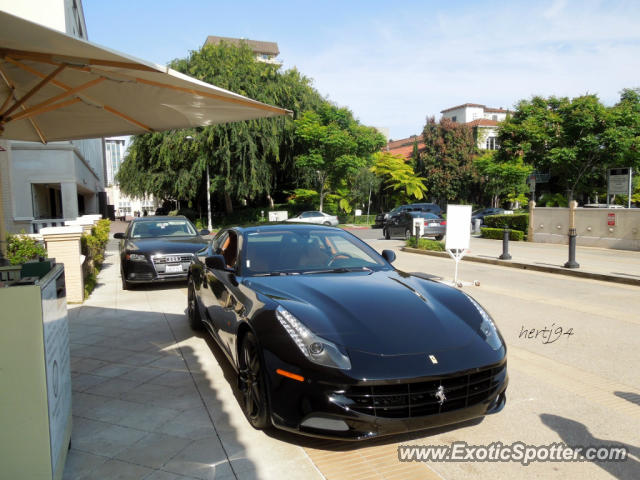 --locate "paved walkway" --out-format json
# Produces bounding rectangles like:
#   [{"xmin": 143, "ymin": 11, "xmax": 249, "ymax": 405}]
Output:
[
  {"xmin": 63, "ymin": 240, "xmax": 322, "ymax": 480},
  {"xmin": 403, "ymin": 236, "xmax": 640, "ymax": 285}
]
